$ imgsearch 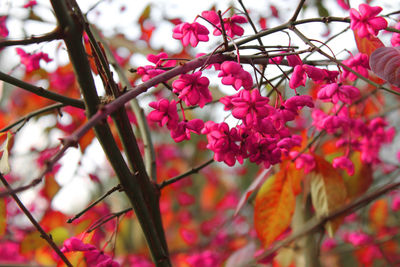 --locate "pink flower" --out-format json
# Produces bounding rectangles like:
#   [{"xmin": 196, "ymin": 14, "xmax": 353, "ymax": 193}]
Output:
[
  {"xmin": 289, "ymin": 65, "xmax": 306, "ymax": 89},
  {"xmin": 231, "ymin": 89, "xmax": 271, "ymax": 125},
  {"xmin": 336, "ymin": 0, "xmax": 350, "ymax": 10},
  {"xmin": 203, "ymin": 121, "xmax": 242, "ymax": 166},
  {"xmin": 286, "ymin": 54, "xmax": 302, "ymax": 67},
  {"xmin": 172, "ymin": 22, "xmax": 209, "ymax": 47},
  {"xmin": 170, "ymin": 119, "xmax": 204, "ymax": 143},
  {"xmin": 218, "ymin": 61, "xmax": 253, "ymax": 90},
  {"xmin": 23, "ymin": 0, "xmax": 37, "ymax": 8},
  {"xmin": 147, "ymin": 52, "xmax": 176, "ymax": 68},
  {"xmin": 0, "ymin": 16, "xmax": 8, "ymax": 38},
  {"xmin": 186, "ymin": 250, "xmax": 220, "ymax": 267},
  {"xmin": 392, "ymin": 195, "xmax": 400, "ymax": 211},
  {"xmin": 391, "ymin": 22, "xmax": 400, "ymax": 47},
  {"xmin": 290, "ymin": 152, "xmax": 316, "ymax": 174},
  {"xmin": 148, "ymin": 99, "xmax": 179, "ymax": 130},
  {"xmin": 350, "ymin": 4, "xmax": 387, "ymax": 38},
  {"xmin": 15, "ymin": 48, "xmax": 52, "ymax": 72},
  {"xmin": 61, "ymin": 237, "xmax": 120, "ymax": 267},
  {"xmin": 201, "ymin": 11, "xmax": 247, "ymax": 38},
  {"xmin": 342, "ymin": 53, "xmax": 370, "ymax": 81},
  {"xmin": 172, "ymin": 71, "xmax": 212, "ymax": 107},
  {"xmin": 332, "ymin": 156, "xmax": 355, "ymax": 175},
  {"xmin": 280, "ymin": 95, "xmax": 314, "ymax": 122},
  {"xmin": 344, "ymin": 231, "xmax": 371, "ymax": 246},
  {"xmin": 136, "ymin": 65, "xmax": 165, "ymax": 82},
  {"xmin": 317, "ymin": 83, "xmax": 360, "ymax": 104}
]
